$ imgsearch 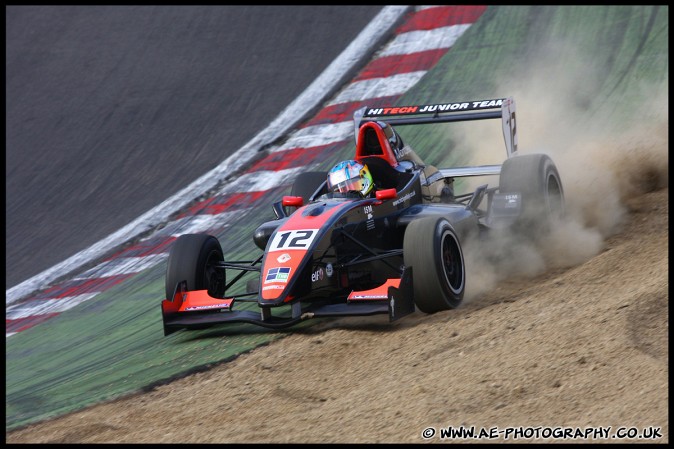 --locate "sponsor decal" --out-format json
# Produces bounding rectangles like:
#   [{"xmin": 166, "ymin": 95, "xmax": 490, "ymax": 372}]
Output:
[
  {"xmin": 268, "ymin": 229, "xmax": 318, "ymax": 252},
  {"xmin": 505, "ymin": 194, "xmax": 519, "ymax": 204},
  {"xmin": 265, "ymin": 267, "xmax": 291, "ymax": 283},
  {"xmin": 186, "ymin": 304, "xmax": 230, "ymax": 311},
  {"xmin": 472, "ymin": 99, "xmax": 503, "ymax": 108},
  {"xmin": 365, "ymin": 106, "xmax": 419, "ymax": 116},
  {"xmin": 363, "ymin": 204, "xmax": 374, "ymax": 229},
  {"xmin": 419, "ymin": 103, "xmax": 470, "ymax": 113},
  {"xmin": 392, "ymin": 190, "xmax": 416, "ymax": 206},
  {"xmin": 311, "ymin": 267, "xmax": 324, "ymax": 283},
  {"xmin": 390, "ymin": 296, "xmax": 395, "ymax": 317},
  {"xmin": 493, "ymin": 193, "xmax": 521, "ymax": 210},
  {"xmin": 367, "ymin": 100, "xmax": 504, "ymax": 117},
  {"xmin": 277, "ymin": 253, "xmax": 291, "ymax": 263},
  {"xmin": 325, "ymin": 263, "xmax": 333, "ymax": 277},
  {"xmin": 418, "ymin": 99, "xmax": 503, "ymax": 113},
  {"xmin": 351, "ymin": 294, "xmax": 387, "ymax": 299},
  {"xmin": 394, "ymin": 146, "xmax": 413, "ymax": 160},
  {"xmin": 262, "ymin": 285, "xmax": 285, "ymax": 291}
]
